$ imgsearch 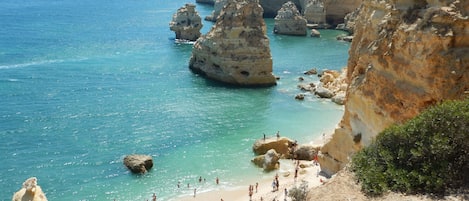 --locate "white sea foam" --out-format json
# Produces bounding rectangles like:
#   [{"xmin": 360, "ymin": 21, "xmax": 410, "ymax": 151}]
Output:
[
  {"xmin": 0, "ymin": 59, "xmax": 65, "ymax": 69},
  {"xmin": 0, "ymin": 57, "xmax": 88, "ymax": 70}
]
